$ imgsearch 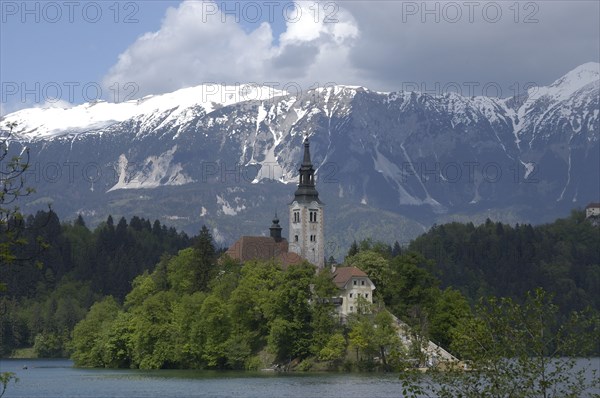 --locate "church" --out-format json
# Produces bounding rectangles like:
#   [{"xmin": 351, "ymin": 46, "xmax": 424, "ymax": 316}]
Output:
[
  {"xmin": 225, "ymin": 135, "xmax": 374, "ymax": 318},
  {"xmin": 226, "ymin": 135, "xmax": 325, "ymax": 269}
]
